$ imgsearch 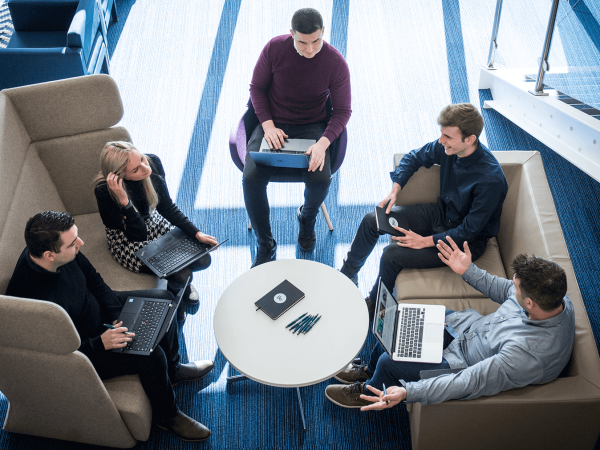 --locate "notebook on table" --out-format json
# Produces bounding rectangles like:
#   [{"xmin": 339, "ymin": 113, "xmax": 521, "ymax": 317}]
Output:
[
  {"xmin": 135, "ymin": 227, "xmax": 228, "ymax": 278},
  {"xmin": 373, "ymin": 279, "xmax": 446, "ymax": 363},
  {"xmin": 255, "ymin": 280, "xmax": 305, "ymax": 320},
  {"xmin": 112, "ymin": 278, "xmax": 190, "ymax": 356},
  {"xmin": 249, "ymin": 138, "xmax": 315, "ymax": 169}
]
